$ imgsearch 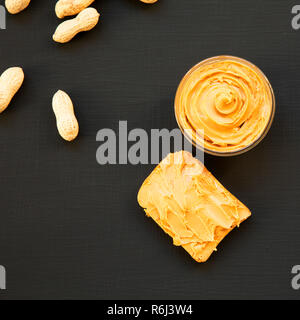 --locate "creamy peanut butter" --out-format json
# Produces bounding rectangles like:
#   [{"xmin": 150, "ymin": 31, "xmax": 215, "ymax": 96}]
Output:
[
  {"xmin": 138, "ymin": 151, "xmax": 251, "ymax": 262},
  {"xmin": 175, "ymin": 56, "xmax": 274, "ymax": 154}
]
